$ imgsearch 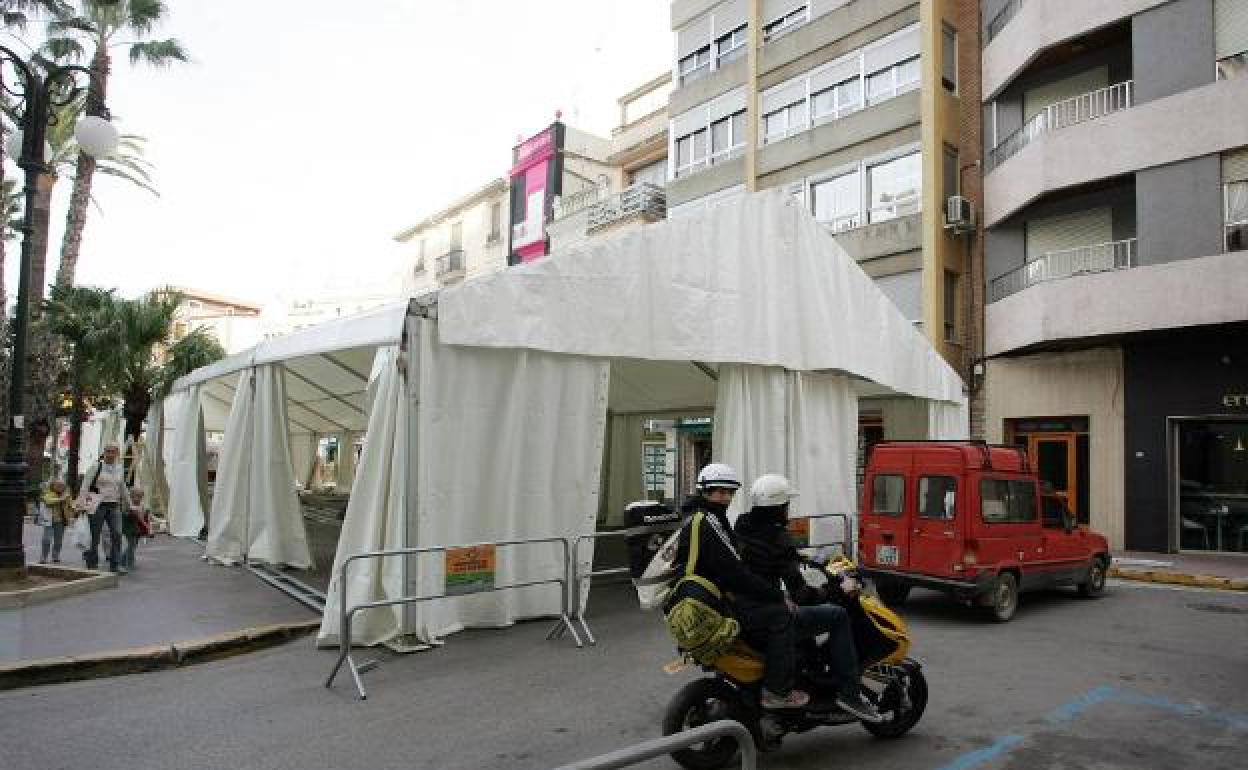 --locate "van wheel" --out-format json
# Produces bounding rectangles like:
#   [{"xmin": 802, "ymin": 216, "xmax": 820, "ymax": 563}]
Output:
[
  {"xmin": 1077, "ymin": 557, "xmax": 1107, "ymax": 598},
  {"xmin": 876, "ymin": 582, "xmax": 911, "ymax": 607},
  {"xmin": 984, "ymin": 572, "xmax": 1018, "ymax": 622}
]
